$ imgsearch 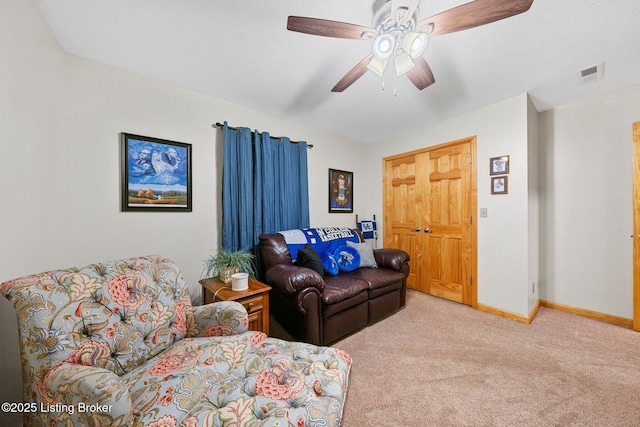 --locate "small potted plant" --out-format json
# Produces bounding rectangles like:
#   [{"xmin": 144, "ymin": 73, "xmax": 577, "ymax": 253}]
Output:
[{"xmin": 202, "ymin": 248, "xmax": 255, "ymax": 284}]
